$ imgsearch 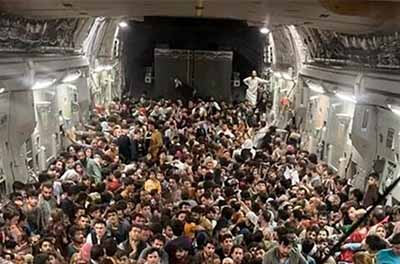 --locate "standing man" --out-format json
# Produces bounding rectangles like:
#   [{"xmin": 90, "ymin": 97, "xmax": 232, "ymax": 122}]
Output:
[
  {"xmin": 243, "ymin": 70, "xmax": 268, "ymax": 107},
  {"xmin": 38, "ymin": 182, "xmax": 57, "ymax": 233},
  {"xmin": 86, "ymin": 154, "xmax": 103, "ymax": 185},
  {"xmin": 318, "ymin": 121, "xmax": 327, "ymax": 161},
  {"xmin": 148, "ymin": 121, "xmax": 163, "ymax": 161}
]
